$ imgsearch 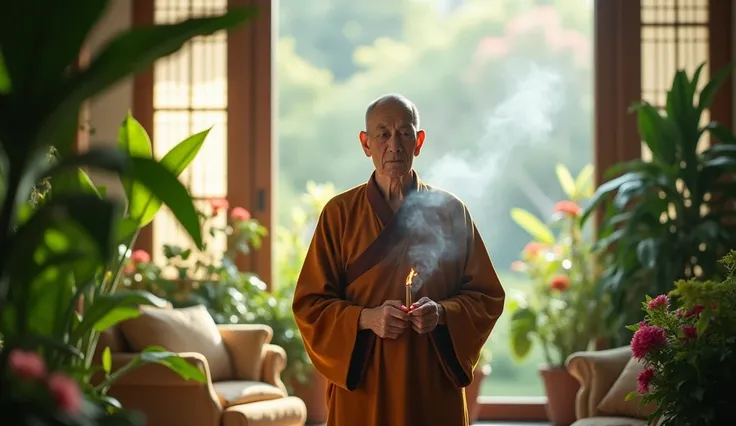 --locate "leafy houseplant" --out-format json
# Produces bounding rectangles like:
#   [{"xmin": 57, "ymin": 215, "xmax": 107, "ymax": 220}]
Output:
[
  {"xmin": 626, "ymin": 250, "xmax": 736, "ymax": 426},
  {"xmin": 507, "ymin": 164, "xmax": 607, "ymax": 425},
  {"xmin": 0, "ymin": 1, "xmax": 254, "ymax": 424},
  {"xmin": 581, "ymin": 62, "xmax": 736, "ymax": 345},
  {"xmin": 508, "ymin": 163, "xmax": 606, "ymax": 367}
]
